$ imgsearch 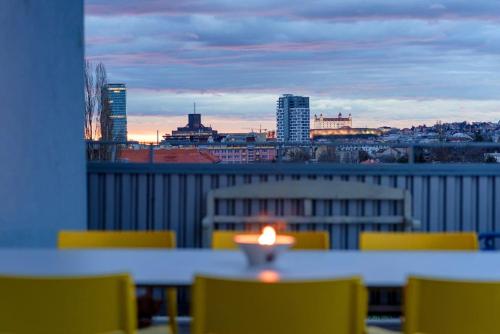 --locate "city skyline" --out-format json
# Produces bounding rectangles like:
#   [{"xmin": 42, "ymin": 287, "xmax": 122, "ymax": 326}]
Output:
[{"xmin": 85, "ymin": 0, "xmax": 500, "ymax": 142}]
